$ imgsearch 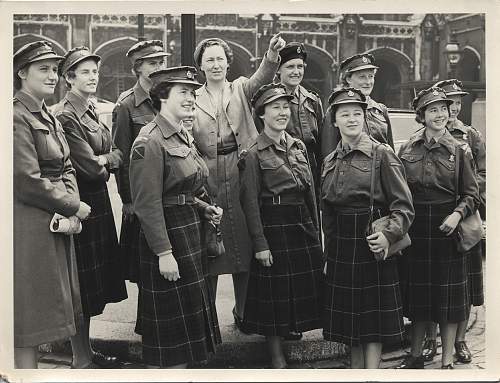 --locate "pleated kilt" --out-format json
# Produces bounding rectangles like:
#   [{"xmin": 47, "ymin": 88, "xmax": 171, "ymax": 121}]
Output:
[
  {"xmin": 466, "ymin": 240, "xmax": 484, "ymax": 306},
  {"xmin": 119, "ymin": 214, "xmax": 141, "ymax": 283},
  {"xmin": 322, "ymin": 205, "xmax": 405, "ymax": 347},
  {"xmin": 241, "ymin": 204, "xmax": 323, "ymax": 336},
  {"xmin": 404, "ymin": 202, "xmax": 469, "ymax": 323},
  {"xmin": 75, "ymin": 181, "xmax": 127, "ymax": 317},
  {"xmin": 138, "ymin": 205, "xmax": 221, "ymax": 367}
]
